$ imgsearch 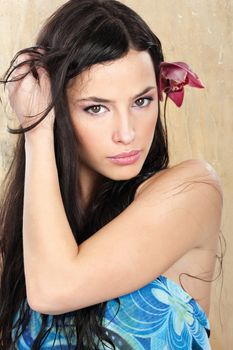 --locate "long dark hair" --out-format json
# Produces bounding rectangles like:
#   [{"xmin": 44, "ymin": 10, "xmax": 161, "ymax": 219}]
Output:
[{"xmin": 0, "ymin": 0, "xmax": 169, "ymax": 348}]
